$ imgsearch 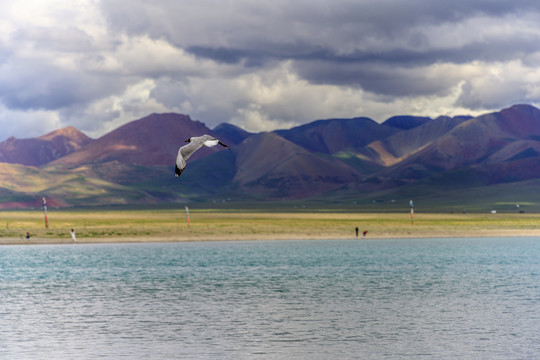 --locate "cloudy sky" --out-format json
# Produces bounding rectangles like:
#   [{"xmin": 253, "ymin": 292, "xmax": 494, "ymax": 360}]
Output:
[{"xmin": 1, "ymin": 0, "xmax": 540, "ymax": 140}]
